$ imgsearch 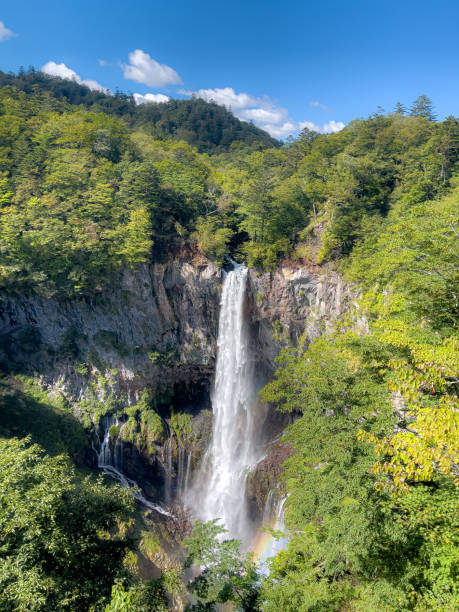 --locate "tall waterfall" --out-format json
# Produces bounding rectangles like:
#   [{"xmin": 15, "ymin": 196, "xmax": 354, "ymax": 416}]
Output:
[{"xmin": 191, "ymin": 265, "xmax": 260, "ymax": 541}]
